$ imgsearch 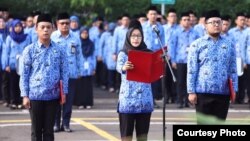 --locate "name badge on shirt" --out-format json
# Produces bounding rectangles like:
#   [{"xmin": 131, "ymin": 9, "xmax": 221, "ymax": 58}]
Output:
[
  {"xmin": 84, "ymin": 62, "xmax": 89, "ymax": 69},
  {"xmin": 155, "ymin": 39, "xmax": 159, "ymax": 45},
  {"xmin": 71, "ymin": 44, "xmax": 76, "ymax": 54}
]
